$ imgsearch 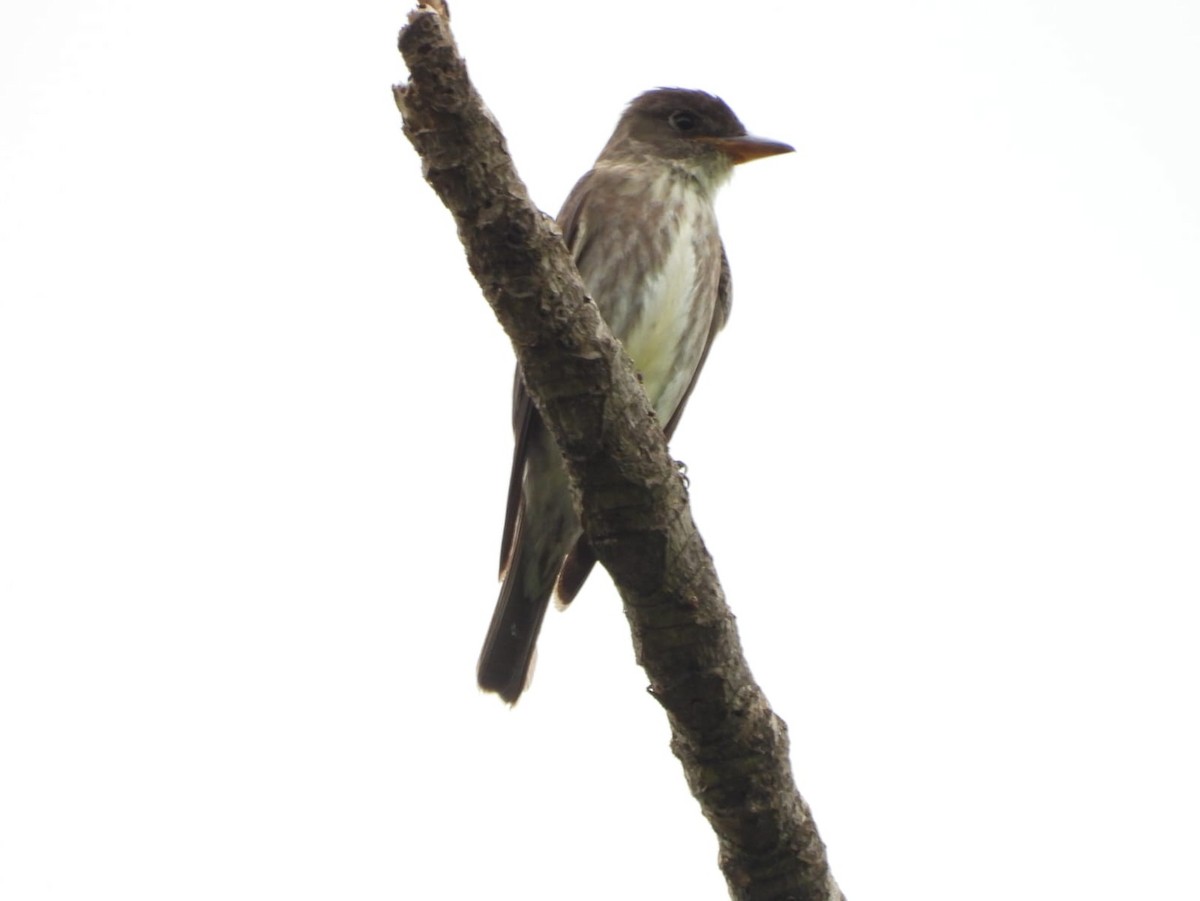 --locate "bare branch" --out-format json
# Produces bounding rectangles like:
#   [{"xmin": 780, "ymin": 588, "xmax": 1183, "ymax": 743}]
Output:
[{"xmin": 394, "ymin": 6, "xmax": 843, "ymax": 899}]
